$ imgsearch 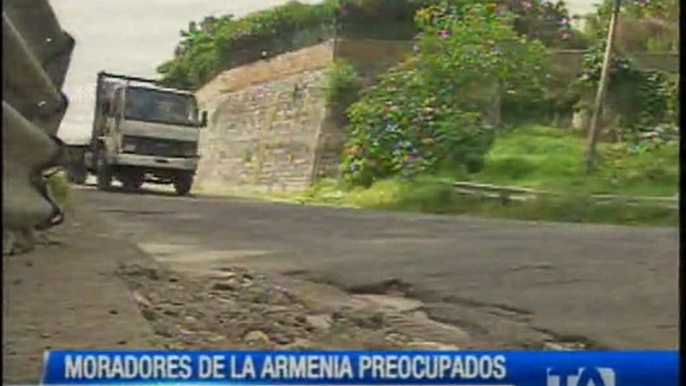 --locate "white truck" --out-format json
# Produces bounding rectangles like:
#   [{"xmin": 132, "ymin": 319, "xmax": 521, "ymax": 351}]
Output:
[{"xmin": 78, "ymin": 71, "xmax": 207, "ymax": 195}]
